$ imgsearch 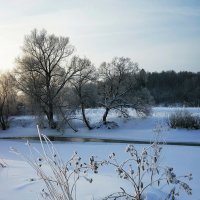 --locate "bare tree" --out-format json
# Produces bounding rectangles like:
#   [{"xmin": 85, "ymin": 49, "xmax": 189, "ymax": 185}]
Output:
[
  {"xmin": 14, "ymin": 29, "xmax": 79, "ymax": 128},
  {"xmin": 70, "ymin": 56, "xmax": 97, "ymax": 130},
  {"xmin": 98, "ymin": 57, "xmax": 152, "ymax": 125},
  {"xmin": 0, "ymin": 73, "xmax": 16, "ymax": 130}
]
